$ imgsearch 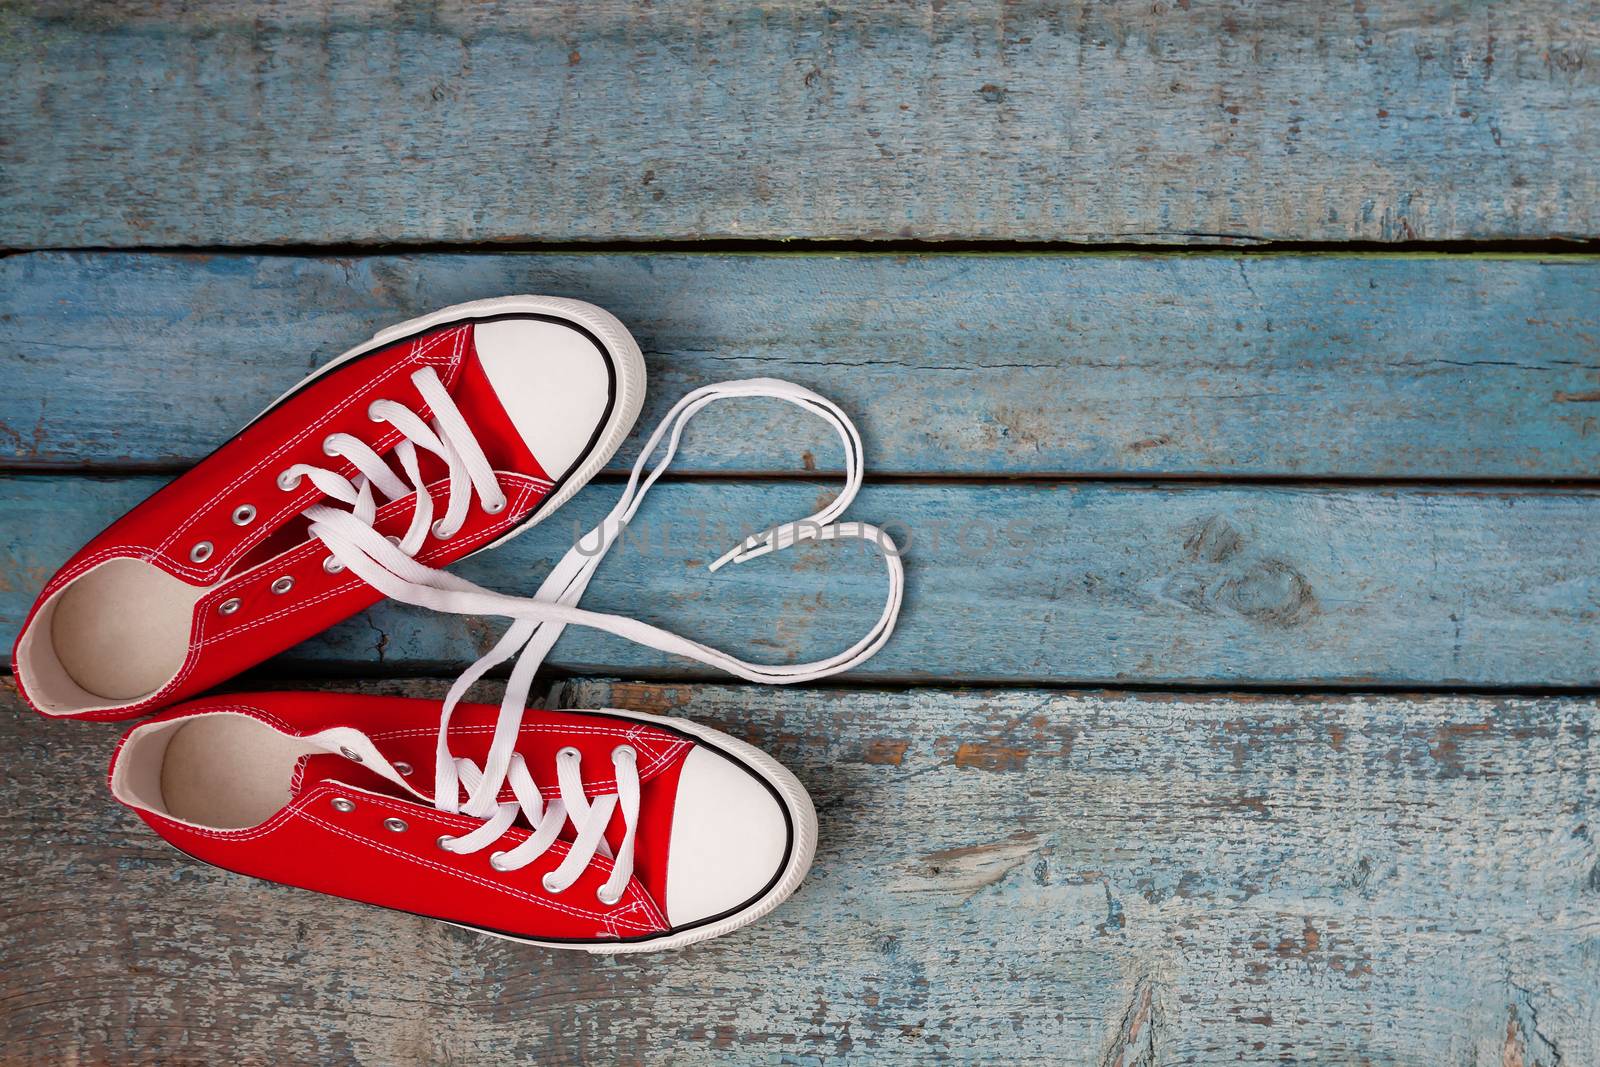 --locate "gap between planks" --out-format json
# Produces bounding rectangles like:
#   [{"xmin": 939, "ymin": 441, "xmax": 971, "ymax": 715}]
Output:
[
  {"xmin": 8, "ymin": 465, "xmax": 1600, "ymax": 491},
  {"xmin": 8, "ymin": 663, "xmax": 1600, "ymax": 701},
  {"xmin": 7, "ymin": 238, "xmax": 1600, "ymax": 258},
  {"xmin": 12, "ymin": 668, "xmax": 1600, "ymax": 704}
]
